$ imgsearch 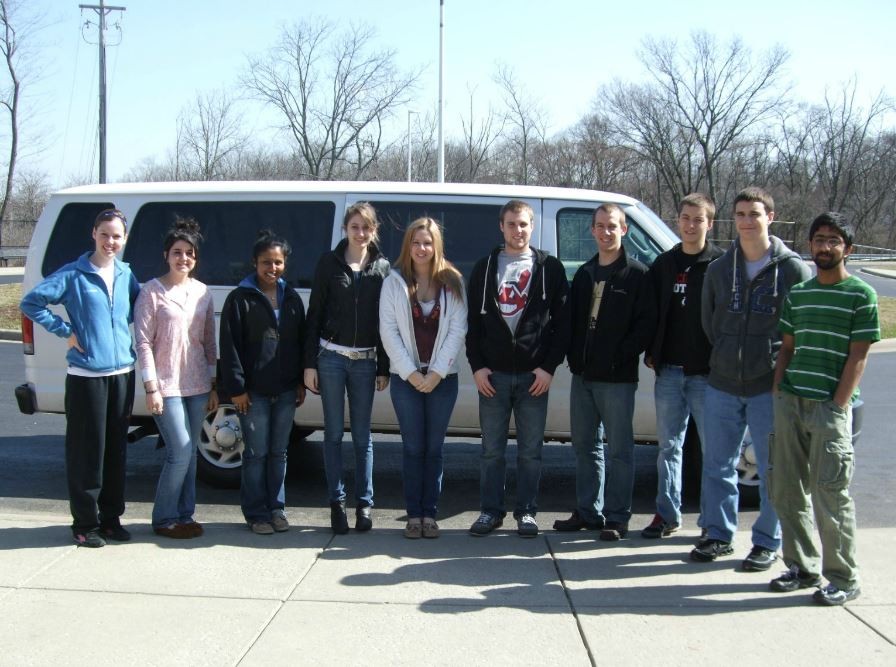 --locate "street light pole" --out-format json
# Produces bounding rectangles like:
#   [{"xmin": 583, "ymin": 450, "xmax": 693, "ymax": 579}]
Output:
[
  {"xmin": 437, "ymin": 0, "xmax": 445, "ymax": 183},
  {"xmin": 406, "ymin": 109, "xmax": 418, "ymax": 182}
]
